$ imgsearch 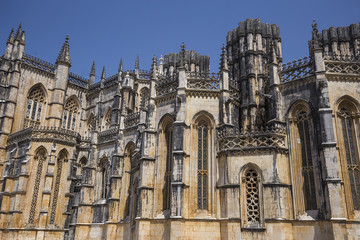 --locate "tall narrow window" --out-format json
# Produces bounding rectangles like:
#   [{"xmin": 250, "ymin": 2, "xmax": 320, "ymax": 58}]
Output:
[
  {"xmin": 244, "ymin": 168, "xmax": 260, "ymax": 226},
  {"xmin": 339, "ymin": 107, "xmax": 360, "ymax": 210},
  {"xmin": 63, "ymin": 98, "xmax": 78, "ymax": 130},
  {"xmin": 28, "ymin": 147, "xmax": 47, "ymax": 225},
  {"xmin": 99, "ymin": 157, "xmax": 109, "ymax": 200},
  {"xmin": 49, "ymin": 150, "xmax": 67, "ymax": 225},
  {"xmin": 24, "ymin": 87, "xmax": 45, "ymax": 128},
  {"xmin": 297, "ymin": 111, "xmax": 317, "ymax": 210},
  {"xmin": 139, "ymin": 87, "xmax": 149, "ymax": 109},
  {"xmin": 164, "ymin": 126, "xmax": 173, "ymax": 210},
  {"xmin": 197, "ymin": 120, "xmax": 208, "ymax": 210}
]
